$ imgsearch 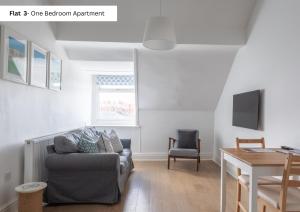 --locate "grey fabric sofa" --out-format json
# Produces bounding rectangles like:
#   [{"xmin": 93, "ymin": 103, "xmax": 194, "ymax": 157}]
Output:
[{"xmin": 45, "ymin": 136, "xmax": 133, "ymax": 204}]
